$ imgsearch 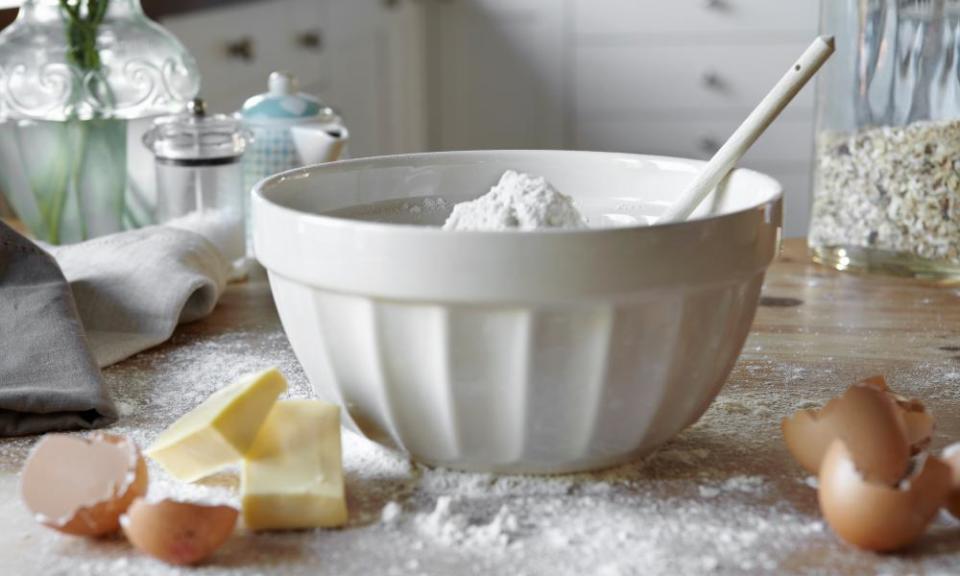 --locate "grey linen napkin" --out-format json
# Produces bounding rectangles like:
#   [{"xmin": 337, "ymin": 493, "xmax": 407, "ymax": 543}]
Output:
[
  {"xmin": 46, "ymin": 225, "xmax": 230, "ymax": 367},
  {"xmin": 0, "ymin": 221, "xmax": 229, "ymax": 435},
  {"xmin": 0, "ymin": 221, "xmax": 116, "ymax": 435}
]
